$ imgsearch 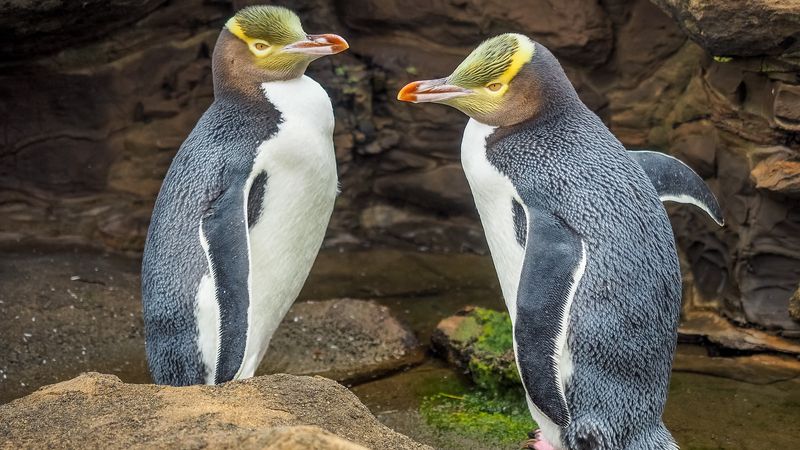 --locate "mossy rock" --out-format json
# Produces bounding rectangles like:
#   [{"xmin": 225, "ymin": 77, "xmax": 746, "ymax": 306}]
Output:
[
  {"xmin": 425, "ymin": 307, "xmax": 536, "ymax": 446},
  {"xmin": 431, "ymin": 307, "xmax": 519, "ymax": 392}
]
